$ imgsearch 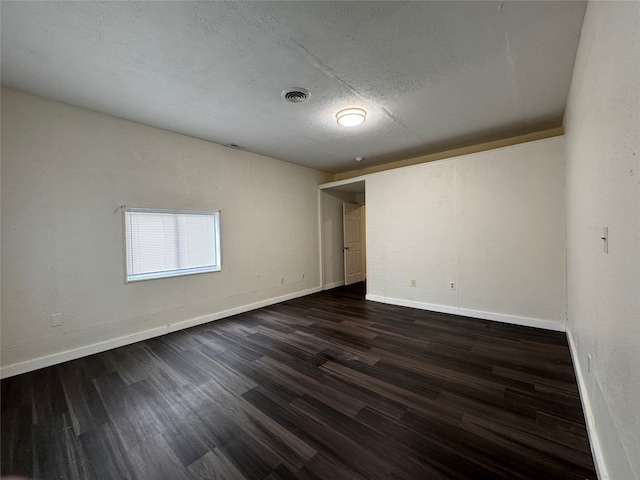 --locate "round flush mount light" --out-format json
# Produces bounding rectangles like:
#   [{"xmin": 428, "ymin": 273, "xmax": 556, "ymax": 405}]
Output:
[{"xmin": 336, "ymin": 108, "xmax": 366, "ymax": 127}]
